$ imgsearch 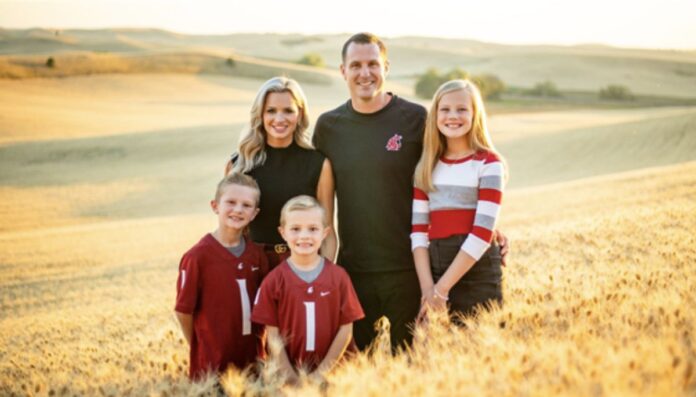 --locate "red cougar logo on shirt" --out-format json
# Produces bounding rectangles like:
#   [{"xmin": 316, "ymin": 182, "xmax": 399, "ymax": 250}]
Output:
[{"xmin": 386, "ymin": 133, "xmax": 403, "ymax": 151}]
